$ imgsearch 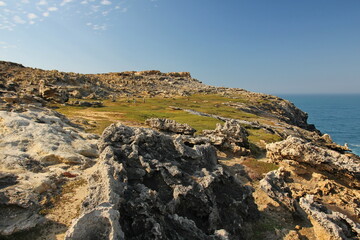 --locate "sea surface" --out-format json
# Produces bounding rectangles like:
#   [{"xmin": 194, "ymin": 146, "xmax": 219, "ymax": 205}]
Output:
[{"xmin": 277, "ymin": 94, "xmax": 360, "ymax": 156}]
